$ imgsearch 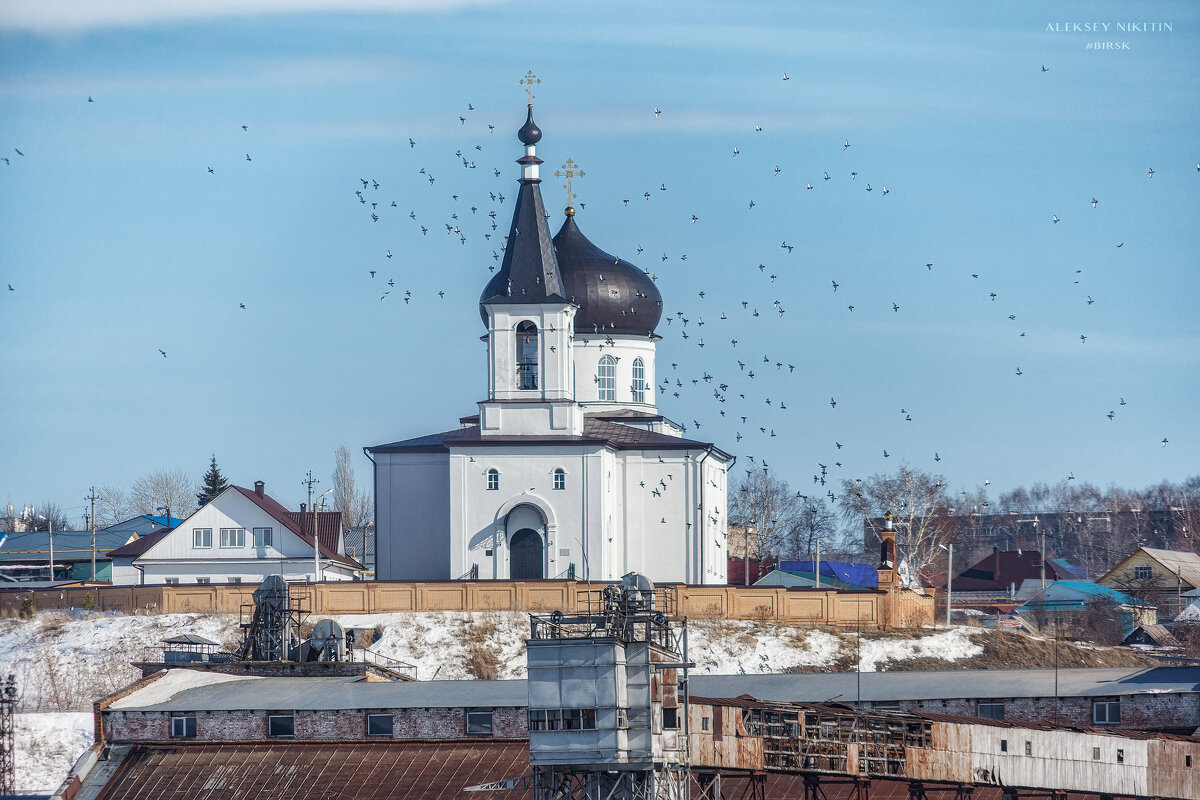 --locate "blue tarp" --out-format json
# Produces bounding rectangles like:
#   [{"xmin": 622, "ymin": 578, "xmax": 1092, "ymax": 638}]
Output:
[{"xmin": 780, "ymin": 560, "xmax": 878, "ymax": 589}]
